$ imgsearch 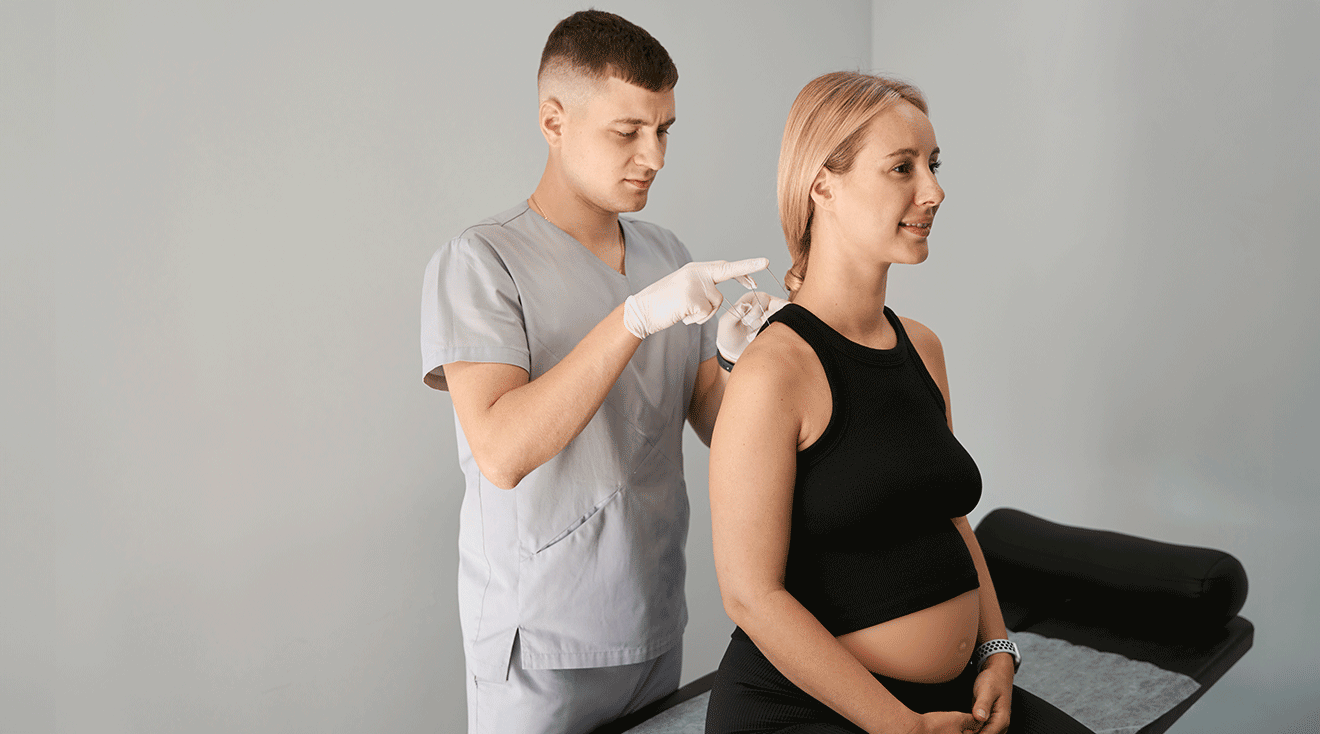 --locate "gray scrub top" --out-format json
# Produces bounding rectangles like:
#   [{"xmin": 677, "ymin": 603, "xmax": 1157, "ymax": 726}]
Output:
[{"xmin": 420, "ymin": 203, "xmax": 716, "ymax": 677}]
